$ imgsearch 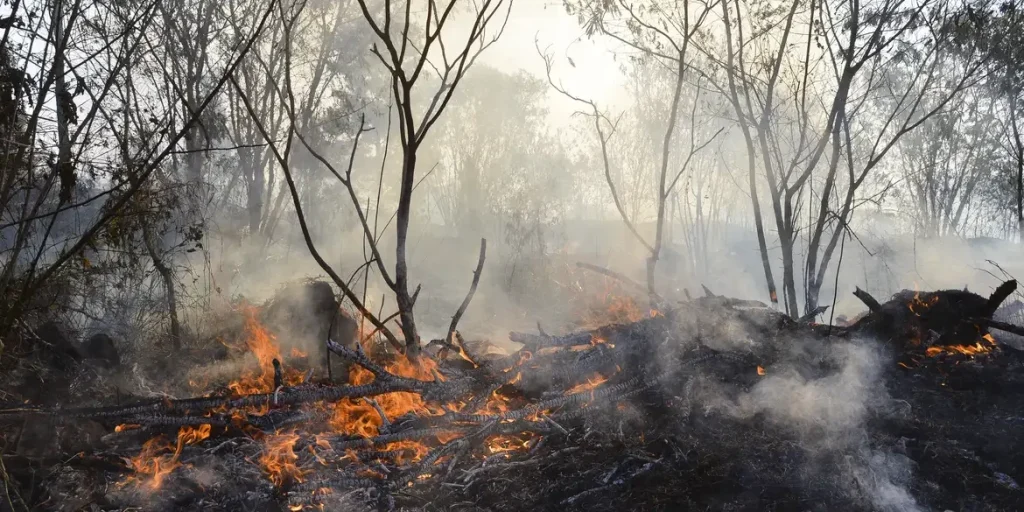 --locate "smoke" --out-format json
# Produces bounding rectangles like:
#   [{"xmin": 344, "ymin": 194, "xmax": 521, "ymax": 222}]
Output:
[{"xmin": 704, "ymin": 338, "xmax": 921, "ymax": 512}]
